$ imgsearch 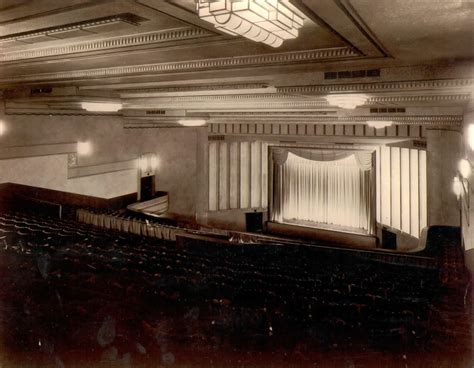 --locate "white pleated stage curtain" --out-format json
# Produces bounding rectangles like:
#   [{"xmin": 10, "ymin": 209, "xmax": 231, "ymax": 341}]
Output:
[{"xmin": 272, "ymin": 152, "xmax": 373, "ymax": 234}]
